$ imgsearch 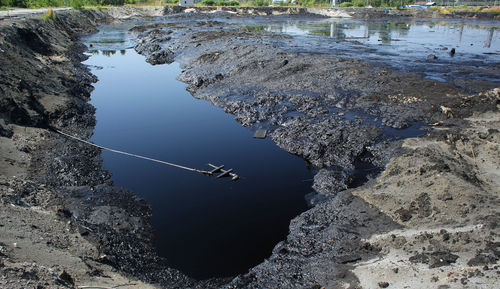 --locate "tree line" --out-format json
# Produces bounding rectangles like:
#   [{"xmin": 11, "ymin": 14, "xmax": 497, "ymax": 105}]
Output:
[{"xmin": 1, "ymin": 0, "xmax": 127, "ymax": 8}]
